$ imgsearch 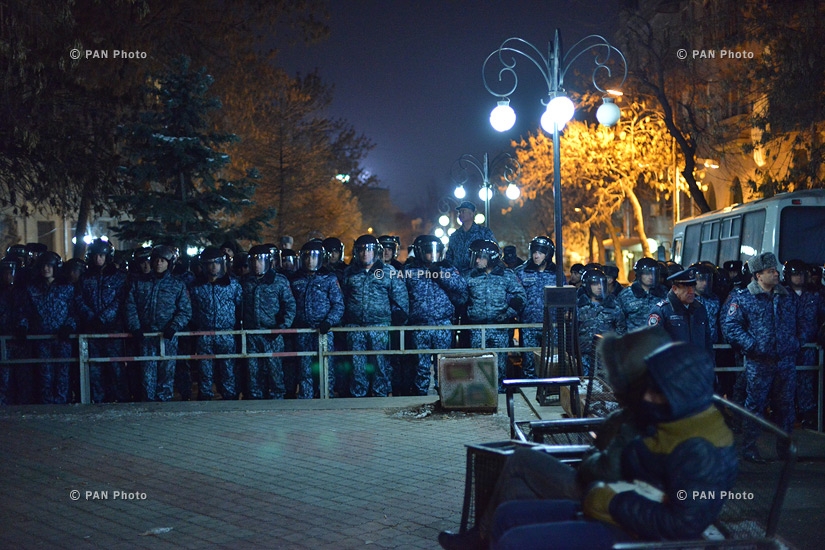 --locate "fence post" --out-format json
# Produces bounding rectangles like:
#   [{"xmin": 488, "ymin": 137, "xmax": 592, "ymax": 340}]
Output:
[
  {"xmin": 319, "ymin": 330, "xmax": 328, "ymax": 400},
  {"xmin": 78, "ymin": 335, "xmax": 91, "ymax": 405}
]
